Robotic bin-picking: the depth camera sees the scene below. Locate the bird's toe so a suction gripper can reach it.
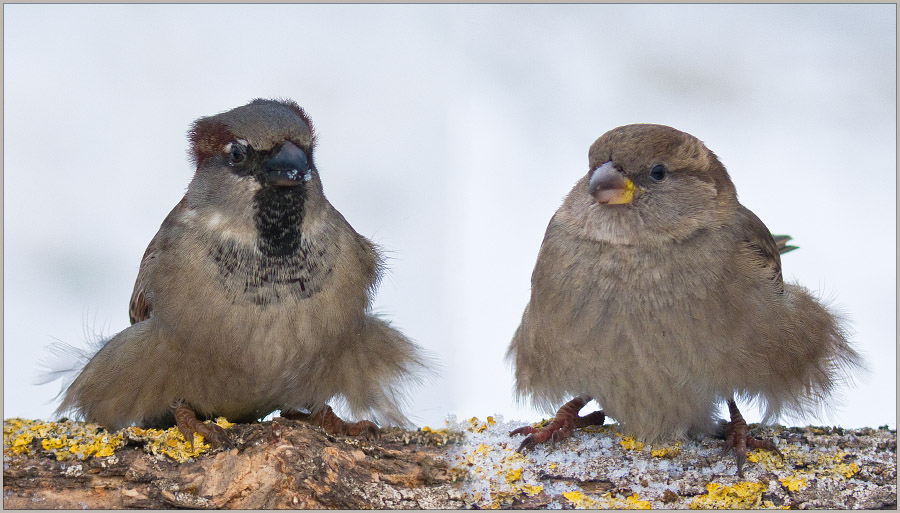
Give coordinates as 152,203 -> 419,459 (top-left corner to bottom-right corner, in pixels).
346,420 -> 380,440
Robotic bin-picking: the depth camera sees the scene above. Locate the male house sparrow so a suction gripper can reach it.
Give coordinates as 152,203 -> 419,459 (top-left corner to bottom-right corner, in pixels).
507,124 -> 861,475
53,99 -> 426,444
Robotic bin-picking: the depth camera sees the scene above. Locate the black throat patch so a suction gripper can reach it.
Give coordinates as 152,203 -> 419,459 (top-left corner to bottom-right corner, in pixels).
208,184 -> 333,306
254,185 -> 306,257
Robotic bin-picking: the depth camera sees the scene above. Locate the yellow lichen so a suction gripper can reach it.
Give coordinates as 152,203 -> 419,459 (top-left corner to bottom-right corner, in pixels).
4,419 -> 42,456
466,416 -> 493,433
839,462 -> 859,479
522,484 -> 543,496
651,442 -> 681,458
487,490 -> 516,509
214,417 -> 234,429
42,437 -> 67,451
125,425 -> 208,463
4,417 -> 237,463
747,447 -> 780,465
124,416 -> 232,463
563,490 -> 585,501
452,436 -> 551,509
619,436 -> 645,451
780,476 -> 808,492
532,418 -> 552,429
504,467 -> 523,483
690,481 -> 766,509
583,491 -> 654,509
500,449 -> 525,465
807,451 -> 860,480
9,432 -> 33,454
563,490 -> 597,509
625,492 -> 652,509
4,418 -> 124,461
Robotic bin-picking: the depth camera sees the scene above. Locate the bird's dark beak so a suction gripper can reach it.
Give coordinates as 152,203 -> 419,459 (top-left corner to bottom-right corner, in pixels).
264,141 -> 311,186
588,162 -> 636,205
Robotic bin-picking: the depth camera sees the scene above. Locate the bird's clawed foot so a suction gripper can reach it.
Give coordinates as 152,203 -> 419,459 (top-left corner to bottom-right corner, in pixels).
173,403 -> 232,450
510,396 -> 605,453
722,400 -> 782,477
282,405 -> 379,440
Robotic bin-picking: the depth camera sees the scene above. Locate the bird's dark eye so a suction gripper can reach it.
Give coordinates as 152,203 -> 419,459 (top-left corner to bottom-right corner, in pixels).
226,142 -> 247,165
649,164 -> 667,182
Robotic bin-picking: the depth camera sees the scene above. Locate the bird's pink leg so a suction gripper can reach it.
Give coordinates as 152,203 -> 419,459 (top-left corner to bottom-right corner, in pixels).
722,399 -> 782,476
510,396 -> 605,453
173,402 -> 230,450
282,405 -> 379,440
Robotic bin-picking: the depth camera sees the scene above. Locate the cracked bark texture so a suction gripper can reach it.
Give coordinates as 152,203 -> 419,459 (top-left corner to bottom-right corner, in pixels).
3,419 -> 468,509
3,419 -> 897,509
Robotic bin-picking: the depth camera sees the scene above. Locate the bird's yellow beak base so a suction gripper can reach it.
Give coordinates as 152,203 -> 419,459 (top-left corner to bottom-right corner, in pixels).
588,162 -> 636,205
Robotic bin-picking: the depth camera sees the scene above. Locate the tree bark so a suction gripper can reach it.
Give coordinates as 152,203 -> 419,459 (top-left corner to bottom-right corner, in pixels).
4,418 -> 896,509
3,418 -> 468,509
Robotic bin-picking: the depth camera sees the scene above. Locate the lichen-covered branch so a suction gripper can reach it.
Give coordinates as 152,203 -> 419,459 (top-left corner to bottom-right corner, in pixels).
3,416 -> 896,509
4,417 -> 467,509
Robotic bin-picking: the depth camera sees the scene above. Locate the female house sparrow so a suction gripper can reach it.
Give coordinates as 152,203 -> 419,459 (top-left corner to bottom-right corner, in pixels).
52,99 -> 426,444
507,124 -> 861,475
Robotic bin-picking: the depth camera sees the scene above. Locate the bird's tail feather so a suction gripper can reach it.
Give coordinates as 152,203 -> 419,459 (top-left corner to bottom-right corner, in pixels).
36,333 -> 109,412
331,314 -> 437,429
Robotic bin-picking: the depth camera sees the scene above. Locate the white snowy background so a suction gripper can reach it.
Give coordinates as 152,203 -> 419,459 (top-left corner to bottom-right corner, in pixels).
4,4 -> 896,431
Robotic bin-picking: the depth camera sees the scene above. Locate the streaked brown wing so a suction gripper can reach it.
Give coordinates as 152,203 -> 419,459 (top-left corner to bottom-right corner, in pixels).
736,206 -> 785,294
128,195 -> 188,324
